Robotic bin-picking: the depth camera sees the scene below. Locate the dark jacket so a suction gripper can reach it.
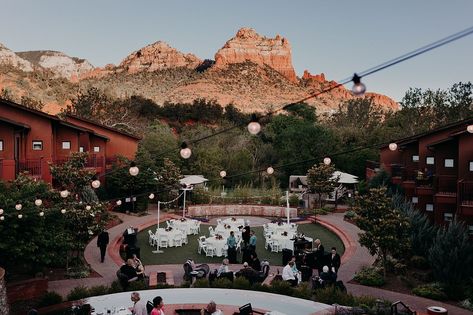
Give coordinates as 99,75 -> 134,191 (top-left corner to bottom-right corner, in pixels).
329,253 -> 341,273
314,244 -> 325,268
97,231 -> 109,247
250,258 -> 261,271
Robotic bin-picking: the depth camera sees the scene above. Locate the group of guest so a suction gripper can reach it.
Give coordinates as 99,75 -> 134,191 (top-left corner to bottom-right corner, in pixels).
119,254 -> 145,284
226,224 -> 257,264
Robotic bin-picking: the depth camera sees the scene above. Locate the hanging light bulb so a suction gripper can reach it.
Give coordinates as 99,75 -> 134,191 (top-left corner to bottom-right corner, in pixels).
60,190 -> 69,198
389,142 -> 398,151
18,214 -> 23,219
220,170 -> 227,178
34,198 -> 43,207
323,157 -> 332,165
39,211 -> 44,217
266,166 -> 274,175
15,203 -> 22,211
467,125 -> 473,133
61,209 -> 66,214
149,193 -> 155,199
247,114 -> 261,135
0,216 -> 4,221
180,142 -> 192,159
352,73 -> 366,96
85,205 -> 91,211
91,177 -> 101,189
116,200 -> 122,206
129,162 -> 140,176
0,209 -> 3,215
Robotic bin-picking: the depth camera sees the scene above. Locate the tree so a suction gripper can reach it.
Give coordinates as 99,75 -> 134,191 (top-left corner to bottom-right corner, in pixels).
352,187 -> 411,277
306,162 -> 339,208
428,219 -> 473,295
20,95 -> 44,111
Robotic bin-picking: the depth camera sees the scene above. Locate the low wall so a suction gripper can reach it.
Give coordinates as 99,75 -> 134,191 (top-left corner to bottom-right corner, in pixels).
6,277 -> 48,304
0,268 -> 9,315
188,204 -> 297,218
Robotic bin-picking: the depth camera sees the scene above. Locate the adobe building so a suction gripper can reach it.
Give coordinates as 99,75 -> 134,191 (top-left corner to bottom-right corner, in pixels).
0,99 -> 140,183
367,118 -> 473,231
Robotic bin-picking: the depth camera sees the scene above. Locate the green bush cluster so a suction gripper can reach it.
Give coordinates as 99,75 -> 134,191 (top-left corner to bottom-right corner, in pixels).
354,266 -> 385,287
37,291 -> 63,307
409,255 -> 429,270
344,210 -> 356,220
65,280 -> 149,302
412,283 -> 448,301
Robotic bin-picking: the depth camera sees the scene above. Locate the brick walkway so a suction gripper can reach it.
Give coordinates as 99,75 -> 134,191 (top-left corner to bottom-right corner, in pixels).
48,210 -> 473,315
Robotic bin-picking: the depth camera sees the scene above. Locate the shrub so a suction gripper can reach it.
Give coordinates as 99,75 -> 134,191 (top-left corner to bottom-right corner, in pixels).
460,299 -> 473,311
127,280 -> 148,291
314,286 -> 356,306
37,291 -> 63,307
354,266 -> 385,286
410,255 -> 430,269
211,278 -> 233,289
412,283 -> 448,301
233,277 -> 251,290
109,280 -> 123,293
67,286 -> 90,301
269,279 -> 294,296
193,278 -> 210,288
292,282 -> 312,299
88,285 -> 110,297
344,210 -> 356,220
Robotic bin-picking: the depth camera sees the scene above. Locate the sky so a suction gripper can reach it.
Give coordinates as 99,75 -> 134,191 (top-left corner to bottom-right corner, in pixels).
0,0 -> 472,102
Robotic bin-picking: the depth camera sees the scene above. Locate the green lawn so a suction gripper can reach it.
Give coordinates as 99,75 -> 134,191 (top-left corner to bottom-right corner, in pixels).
136,222 -> 344,266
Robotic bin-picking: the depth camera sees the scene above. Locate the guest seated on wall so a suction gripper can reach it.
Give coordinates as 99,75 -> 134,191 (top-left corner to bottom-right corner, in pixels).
217,258 -> 234,281
132,254 -> 145,279
319,265 -> 336,285
235,262 -> 259,284
282,261 -> 299,287
117,259 -> 139,288
183,259 -> 210,282
249,253 -> 261,272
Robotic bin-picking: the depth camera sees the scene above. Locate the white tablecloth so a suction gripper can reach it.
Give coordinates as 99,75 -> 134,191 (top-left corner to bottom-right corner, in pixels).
156,228 -> 186,247
171,219 -> 199,235
270,233 -> 296,251
222,218 -> 245,227
205,237 -> 227,256
266,223 -> 297,235
214,225 -> 242,240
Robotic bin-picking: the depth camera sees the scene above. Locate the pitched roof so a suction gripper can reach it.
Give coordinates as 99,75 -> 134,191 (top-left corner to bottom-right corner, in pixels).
65,114 -> 141,140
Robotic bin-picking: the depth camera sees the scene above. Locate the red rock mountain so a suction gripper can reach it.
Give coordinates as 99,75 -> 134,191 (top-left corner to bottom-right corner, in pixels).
0,28 -> 399,114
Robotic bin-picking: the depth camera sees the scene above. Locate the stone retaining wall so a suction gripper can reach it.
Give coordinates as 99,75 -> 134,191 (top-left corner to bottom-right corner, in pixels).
188,204 -> 297,218
0,267 -> 9,315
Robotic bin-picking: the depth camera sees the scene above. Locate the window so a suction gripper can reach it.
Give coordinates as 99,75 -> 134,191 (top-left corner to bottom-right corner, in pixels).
0,140 -> 3,151
470,161 -> 473,172
412,197 -> 418,204
426,204 -> 434,212
444,213 -> 453,222
412,155 -> 419,162
32,140 -> 43,151
79,146 -> 84,153
469,226 -> 473,236
426,157 -> 435,165
444,159 -> 454,168
93,146 -> 100,153
62,141 -> 71,150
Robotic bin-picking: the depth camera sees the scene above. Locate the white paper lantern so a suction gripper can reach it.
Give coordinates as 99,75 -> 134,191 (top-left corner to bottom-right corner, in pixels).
15,204 -> 22,211
61,209 -> 66,214
129,166 -> 140,176
86,205 -> 91,211
39,211 -> 44,217
91,179 -> 101,189
0,209 -> 3,215
0,216 -> 4,221
389,143 -> 398,151
18,214 -> 23,219
116,200 -> 122,206
323,157 -> 331,165
247,121 -> 261,135
467,125 -> 473,133
220,170 -> 227,178
149,193 -> 155,199
180,147 -> 192,159
60,190 -> 69,198
266,166 -> 274,175
34,199 -> 43,207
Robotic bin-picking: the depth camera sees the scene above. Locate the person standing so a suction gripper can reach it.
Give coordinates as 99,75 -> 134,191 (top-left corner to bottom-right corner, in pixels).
329,247 -> 341,274
249,230 -> 257,253
151,296 -> 165,315
130,292 -> 147,315
313,239 -> 325,275
97,228 -> 109,263
226,231 -> 237,263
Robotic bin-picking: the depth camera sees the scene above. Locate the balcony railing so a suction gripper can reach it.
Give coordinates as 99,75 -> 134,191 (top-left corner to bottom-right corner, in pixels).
434,175 -> 457,194
19,159 -> 42,176
459,180 -> 473,205
54,155 -> 104,168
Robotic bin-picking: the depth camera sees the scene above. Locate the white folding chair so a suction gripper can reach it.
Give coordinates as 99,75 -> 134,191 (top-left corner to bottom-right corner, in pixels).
222,244 -> 228,257
159,236 -> 169,248
271,240 -> 282,252
216,219 -> 222,225
148,230 -> 155,246
205,244 -> 216,257
173,235 -> 183,247
209,226 -> 215,237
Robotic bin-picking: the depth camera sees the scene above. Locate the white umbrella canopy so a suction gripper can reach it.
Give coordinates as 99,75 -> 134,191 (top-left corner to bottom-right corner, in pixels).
179,175 -> 208,186
331,171 -> 358,184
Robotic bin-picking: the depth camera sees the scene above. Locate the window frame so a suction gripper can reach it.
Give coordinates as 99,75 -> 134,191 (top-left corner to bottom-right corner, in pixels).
62,141 -> 71,150
32,140 -> 43,151
469,161 -> 473,172
444,158 -> 454,168
444,213 -> 453,222
425,203 -> 434,212
412,155 -> 419,162
79,146 -> 84,153
0,140 -> 3,151
412,197 -> 418,204
93,146 -> 100,153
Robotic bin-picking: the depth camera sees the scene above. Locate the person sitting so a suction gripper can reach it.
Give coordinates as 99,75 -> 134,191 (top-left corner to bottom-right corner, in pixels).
249,253 -> 261,272
200,300 -> 223,315
236,262 -> 259,284
118,259 -> 139,286
282,261 -> 298,287
150,296 -> 165,315
319,265 -> 336,285
216,258 -> 234,281
132,254 -> 145,279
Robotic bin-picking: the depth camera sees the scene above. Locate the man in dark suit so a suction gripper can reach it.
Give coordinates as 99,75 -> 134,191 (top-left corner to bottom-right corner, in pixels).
97,228 -> 109,263
329,247 -> 341,274
313,239 -> 325,275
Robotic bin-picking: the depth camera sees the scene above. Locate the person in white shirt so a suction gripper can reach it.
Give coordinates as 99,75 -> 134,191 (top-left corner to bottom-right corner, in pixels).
217,259 -> 230,277
130,292 -> 147,315
282,261 -> 298,287
200,300 -> 223,315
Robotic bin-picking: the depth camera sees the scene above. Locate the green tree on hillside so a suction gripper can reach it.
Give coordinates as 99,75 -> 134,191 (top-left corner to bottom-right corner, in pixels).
306,162 -> 339,208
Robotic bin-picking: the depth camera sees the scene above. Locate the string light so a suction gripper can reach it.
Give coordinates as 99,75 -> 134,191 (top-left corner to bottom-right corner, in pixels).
220,170 -> 227,178
149,193 -> 155,199
61,209 -> 66,214
39,211 -> 44,217
266,166 -> 274,175
467,125 -> 473,133
129,162 -> 139,176
0,216 -> 4,221
18,214 -> 23,219
15,203 -> 22,211
247,114 -> 261,135
116,200 -> 122,206
351,74 -> 366,96
34,198 -> 43,207
0,209 -> 3,215
91,176 -> 101,189
389,143 -> 398,151
60,190 -> 69,198
180,142 -> 192,159
323,157 -> 332,165
85,205 -> 91,211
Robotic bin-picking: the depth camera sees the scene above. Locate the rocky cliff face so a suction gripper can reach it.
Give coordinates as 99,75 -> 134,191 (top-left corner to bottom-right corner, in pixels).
17,50 -> 94,81
214,28 -> 297,82
0,43 -> 33,72
119,41 -> 202,73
